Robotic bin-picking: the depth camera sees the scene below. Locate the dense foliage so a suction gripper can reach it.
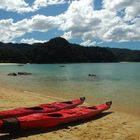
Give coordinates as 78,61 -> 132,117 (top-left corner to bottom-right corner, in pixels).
0,37 -> 140,63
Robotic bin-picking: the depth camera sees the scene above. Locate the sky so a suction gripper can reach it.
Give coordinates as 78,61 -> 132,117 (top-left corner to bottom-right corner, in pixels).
0,0 -> 140,50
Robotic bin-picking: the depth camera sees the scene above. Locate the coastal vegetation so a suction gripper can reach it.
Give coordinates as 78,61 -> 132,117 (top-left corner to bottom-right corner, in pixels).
0,37 -> 140,63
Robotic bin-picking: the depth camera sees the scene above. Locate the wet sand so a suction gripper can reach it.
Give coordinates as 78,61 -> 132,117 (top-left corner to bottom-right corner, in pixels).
0,87 -> 140,140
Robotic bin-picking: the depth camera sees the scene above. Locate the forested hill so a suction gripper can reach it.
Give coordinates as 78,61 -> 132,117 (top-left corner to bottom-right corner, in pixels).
0,37 -> 140,63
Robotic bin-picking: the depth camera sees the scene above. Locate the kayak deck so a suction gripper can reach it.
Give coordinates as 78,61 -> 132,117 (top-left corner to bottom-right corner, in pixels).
0,97 -> 85,119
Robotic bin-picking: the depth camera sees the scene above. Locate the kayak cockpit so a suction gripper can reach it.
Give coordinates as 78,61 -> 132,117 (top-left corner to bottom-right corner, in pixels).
26,107 -> 43,110
47,113 -> 63,117
87,106 -> 97,110
62,101 -> 73,104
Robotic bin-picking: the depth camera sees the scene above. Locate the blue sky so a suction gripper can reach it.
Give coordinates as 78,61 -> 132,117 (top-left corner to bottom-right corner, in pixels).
0,0 -> 139,50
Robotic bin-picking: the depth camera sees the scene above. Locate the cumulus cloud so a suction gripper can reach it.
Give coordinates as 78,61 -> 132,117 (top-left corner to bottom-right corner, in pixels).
0,0 -> 33,13
61,31 -> 72,40
103,24 -> 140,42
0,14 -> 63,42
58,0 -> 102,45
20,38 -> 47,44
101,0 -> 140,42
32,0 -> 66,11
30,14 -> 62,32
0,0 -> 66,13
60,0 -> 100,31
61,0 -> 140,45
0,19 -> 25,43
0,0 -> 140,45
80,40 -> 96,46
102,0 -> 140,21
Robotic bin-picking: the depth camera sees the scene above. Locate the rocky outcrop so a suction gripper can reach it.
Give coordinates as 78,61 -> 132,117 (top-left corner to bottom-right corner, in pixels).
7,73 -> 17,76
18,72 -> 31,75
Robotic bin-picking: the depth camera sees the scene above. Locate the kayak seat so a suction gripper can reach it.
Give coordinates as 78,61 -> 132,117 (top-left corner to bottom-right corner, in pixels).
47,113 -> 63,117
62,101 -> 72,104
26,107 -> 43,110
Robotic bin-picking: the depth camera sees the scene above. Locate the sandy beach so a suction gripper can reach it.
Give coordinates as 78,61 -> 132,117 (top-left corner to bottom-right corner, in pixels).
0,86 -> 140,140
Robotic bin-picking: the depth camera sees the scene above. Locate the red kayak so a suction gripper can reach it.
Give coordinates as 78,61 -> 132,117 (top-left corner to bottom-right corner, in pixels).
0,101 -> 112,133
0,97 -> 85,119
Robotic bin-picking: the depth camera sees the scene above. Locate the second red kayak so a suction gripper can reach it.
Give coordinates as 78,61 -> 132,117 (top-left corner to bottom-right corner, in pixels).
0,97 -> 85,119
0,101 -> 112,133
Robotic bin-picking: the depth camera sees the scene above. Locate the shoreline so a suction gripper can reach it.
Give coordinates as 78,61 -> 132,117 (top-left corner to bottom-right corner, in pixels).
0,63 -> 21,65
0,86 -> 140,140
1,83 -> 140,117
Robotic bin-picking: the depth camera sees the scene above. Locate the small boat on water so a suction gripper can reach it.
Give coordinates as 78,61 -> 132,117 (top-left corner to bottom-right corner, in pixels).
59,65 -> 65,67
0,101 -> 112,133
0,97 -> 85,119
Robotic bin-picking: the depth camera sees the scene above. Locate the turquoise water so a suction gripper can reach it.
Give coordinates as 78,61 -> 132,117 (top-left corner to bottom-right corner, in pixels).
0,63 -> 140,116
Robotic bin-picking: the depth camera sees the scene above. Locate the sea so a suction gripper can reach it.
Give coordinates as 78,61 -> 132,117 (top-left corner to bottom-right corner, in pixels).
0,63 -> 140,116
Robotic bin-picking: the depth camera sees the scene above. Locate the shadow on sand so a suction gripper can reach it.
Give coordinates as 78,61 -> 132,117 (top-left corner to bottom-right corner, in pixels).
0,112 -> 113,140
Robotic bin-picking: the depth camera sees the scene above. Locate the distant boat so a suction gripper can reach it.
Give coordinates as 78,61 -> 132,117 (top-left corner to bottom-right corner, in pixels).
59,65 -> 65,67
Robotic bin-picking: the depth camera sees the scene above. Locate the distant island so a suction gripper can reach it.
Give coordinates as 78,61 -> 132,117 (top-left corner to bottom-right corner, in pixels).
0,37 -> 140,63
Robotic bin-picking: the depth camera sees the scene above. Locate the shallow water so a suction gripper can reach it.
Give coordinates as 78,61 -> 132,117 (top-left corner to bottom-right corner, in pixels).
0,63 -> 140,116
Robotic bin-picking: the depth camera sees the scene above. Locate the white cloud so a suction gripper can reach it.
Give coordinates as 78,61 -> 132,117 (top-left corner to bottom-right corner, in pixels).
32,0 -> 66,11
103,0 -> 140,20
80,40 -> 96,46
61,31 -> 72,40
101,0 -> 140,42
0,15 -> 63,43
20,38 -> 47,44
30,14 -> 62,32
103,24 -> 140,42
59,0 -> 102,45
0,0 -> 67,13
0,0 -> 33,13
60,0 -> 140,44
0,19 -> 25,43
124,4 -> 140,21
0,0 -> 140,45
60,0 -> 100,31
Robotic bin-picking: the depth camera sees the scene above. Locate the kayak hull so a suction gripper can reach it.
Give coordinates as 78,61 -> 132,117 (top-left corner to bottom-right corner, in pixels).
0,101 -> 112,133
0,97 -> 85,119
